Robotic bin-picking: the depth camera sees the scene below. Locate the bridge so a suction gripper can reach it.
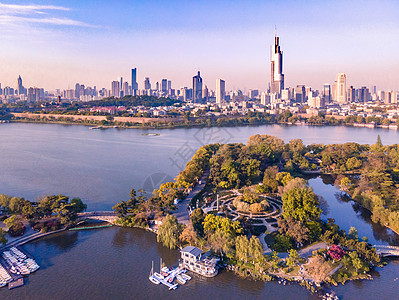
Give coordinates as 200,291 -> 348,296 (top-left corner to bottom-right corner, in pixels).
77,211 -> 119,224
373,245 -> 399,257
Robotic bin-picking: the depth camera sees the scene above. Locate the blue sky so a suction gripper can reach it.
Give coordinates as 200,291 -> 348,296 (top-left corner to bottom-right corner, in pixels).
0,0 -> 398,91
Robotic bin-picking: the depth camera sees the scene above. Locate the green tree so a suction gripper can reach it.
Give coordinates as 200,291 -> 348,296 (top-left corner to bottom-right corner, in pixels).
71,198 -> 87,213
348,227 -> 359,240
190,208 -> 205,236
282,187 -> 321,222
4,215 -> 16,228
157,214 -> 182,250
0,228 -> 7,246
209,230 -> 234,258
235,235 -> 249,262
248,236 -> 263,263
286,249 -> 299,267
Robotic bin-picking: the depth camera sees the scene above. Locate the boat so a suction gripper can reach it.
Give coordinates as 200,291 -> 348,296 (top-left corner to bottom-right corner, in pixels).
180,273 -> 191,281
176,274 -> 186,285
153,272 -> 164,281
149,261 -> 160,285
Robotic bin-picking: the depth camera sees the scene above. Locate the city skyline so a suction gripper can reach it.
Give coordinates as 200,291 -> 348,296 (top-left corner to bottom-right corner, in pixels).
1,1 -> 399,91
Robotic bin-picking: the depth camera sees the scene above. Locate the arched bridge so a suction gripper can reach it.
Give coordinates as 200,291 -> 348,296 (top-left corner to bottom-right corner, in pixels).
373,245 -> 399,257
77,211 -> 119,224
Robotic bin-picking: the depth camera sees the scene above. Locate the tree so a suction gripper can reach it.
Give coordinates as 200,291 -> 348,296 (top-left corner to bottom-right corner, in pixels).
327,244 -> 345,260
235,235 -> 249,262
209,230 -> 234,258
190,208 -> 205,236
71,198 -> 87,213
348,227 -> 359,240
0,228 -> 7,246
9,197 -> 25,214
282,187 -> 321,222
4,215 -> 16,228
112,201 -> 129,217
306,255 -> 331,282
179,224 -> 198,246
248,236 -> 263,263
286,249 -> 299,267
157,214 -> 182,250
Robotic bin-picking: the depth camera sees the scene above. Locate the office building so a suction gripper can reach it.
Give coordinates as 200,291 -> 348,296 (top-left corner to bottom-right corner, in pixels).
192,71 -> 203,103
161,79 -> 167,92
131,68 -> 138,90
111,81 -> 120,98
270,33 -> 284,95
295,85 -> 305,103
144,77 -> 151,90
17,75 -> 26,95
323,84 -> 331,103
336,73 -> 346,103
347,86 -> 355,102
216,79 -> 225,105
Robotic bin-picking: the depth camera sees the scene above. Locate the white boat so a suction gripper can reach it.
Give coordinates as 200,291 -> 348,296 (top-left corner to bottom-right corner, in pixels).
153,272 -> 164,281
149,261 -> 160,285
180,273 -> 191,281
175,274 -> 186,285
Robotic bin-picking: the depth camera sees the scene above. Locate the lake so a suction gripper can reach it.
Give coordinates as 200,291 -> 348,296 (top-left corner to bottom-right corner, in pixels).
0,123 -> 398,299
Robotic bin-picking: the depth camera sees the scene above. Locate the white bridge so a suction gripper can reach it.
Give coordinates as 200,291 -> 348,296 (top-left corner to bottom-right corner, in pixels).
373,245 -> 399,257
77,211 -> 119,223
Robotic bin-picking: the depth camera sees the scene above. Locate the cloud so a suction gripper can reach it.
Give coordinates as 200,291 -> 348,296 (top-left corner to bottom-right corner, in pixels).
0,3 -> 69,15
0,15 -> 98,28
0,2 -> 97,29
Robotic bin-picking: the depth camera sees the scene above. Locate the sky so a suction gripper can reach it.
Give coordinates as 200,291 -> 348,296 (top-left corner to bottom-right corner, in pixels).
0,0 -> 398,92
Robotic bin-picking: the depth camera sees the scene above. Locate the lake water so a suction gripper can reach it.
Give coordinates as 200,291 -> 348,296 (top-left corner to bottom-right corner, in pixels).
0,123 -> 399,299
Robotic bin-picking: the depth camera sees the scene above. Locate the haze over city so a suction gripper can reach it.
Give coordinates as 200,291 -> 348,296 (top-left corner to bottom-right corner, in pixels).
1,0 -> 399,91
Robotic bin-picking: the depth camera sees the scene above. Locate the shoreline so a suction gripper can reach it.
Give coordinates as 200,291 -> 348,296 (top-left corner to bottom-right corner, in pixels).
6,117 -> 399,132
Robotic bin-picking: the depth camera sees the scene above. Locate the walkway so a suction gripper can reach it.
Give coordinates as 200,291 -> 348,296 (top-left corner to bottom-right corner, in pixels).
373,245 -> 399,257
258,233 -> 272,254
174,170 -> 209,224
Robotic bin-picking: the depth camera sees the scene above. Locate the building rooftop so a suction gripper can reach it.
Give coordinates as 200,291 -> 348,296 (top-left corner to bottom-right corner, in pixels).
181,246 -> 203,257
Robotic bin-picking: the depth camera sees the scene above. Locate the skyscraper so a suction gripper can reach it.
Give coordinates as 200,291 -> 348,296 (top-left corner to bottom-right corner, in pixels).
144,77 -> 151,90
131,68 -> 138,90
161,79 -> 167,93
192,71 -> 203,103
111,81 -> 120,98
336,73 -> 346,103
270,32 -> 284,95
216,79 -> 225,105
17,75 -> 25,95
323,84 -> 331,103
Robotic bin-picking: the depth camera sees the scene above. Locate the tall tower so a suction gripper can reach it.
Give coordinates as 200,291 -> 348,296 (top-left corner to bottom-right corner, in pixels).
192,71 -> 203,103
216,79 -> 225,105
336,73 -> 346,103
131,68 -> 138,90
270,31 -> 284,95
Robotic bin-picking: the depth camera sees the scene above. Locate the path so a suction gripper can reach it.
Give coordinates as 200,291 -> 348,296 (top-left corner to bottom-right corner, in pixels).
174,170 -> 209,224
258,233 -> 272,254
298,242 -> 327,258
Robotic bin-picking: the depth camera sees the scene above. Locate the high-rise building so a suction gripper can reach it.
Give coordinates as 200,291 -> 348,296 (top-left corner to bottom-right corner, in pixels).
111,81 -> 120,98
202,85 -> 209,102
336,73 -> 346,103
167,80 -> 171,91
161,79 -> 167,93
123,82 -> 129,96
270,33 -> 284,95
192,71 -> 203,103
357,86 -> 369,102
17,75 -> 25,95
144,77 -> 151,90
323,84 -> 331,104
295,85 -> 305,103
216,79 -> 225,105
131,68 -> 138,90
347,86 -> 355,102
